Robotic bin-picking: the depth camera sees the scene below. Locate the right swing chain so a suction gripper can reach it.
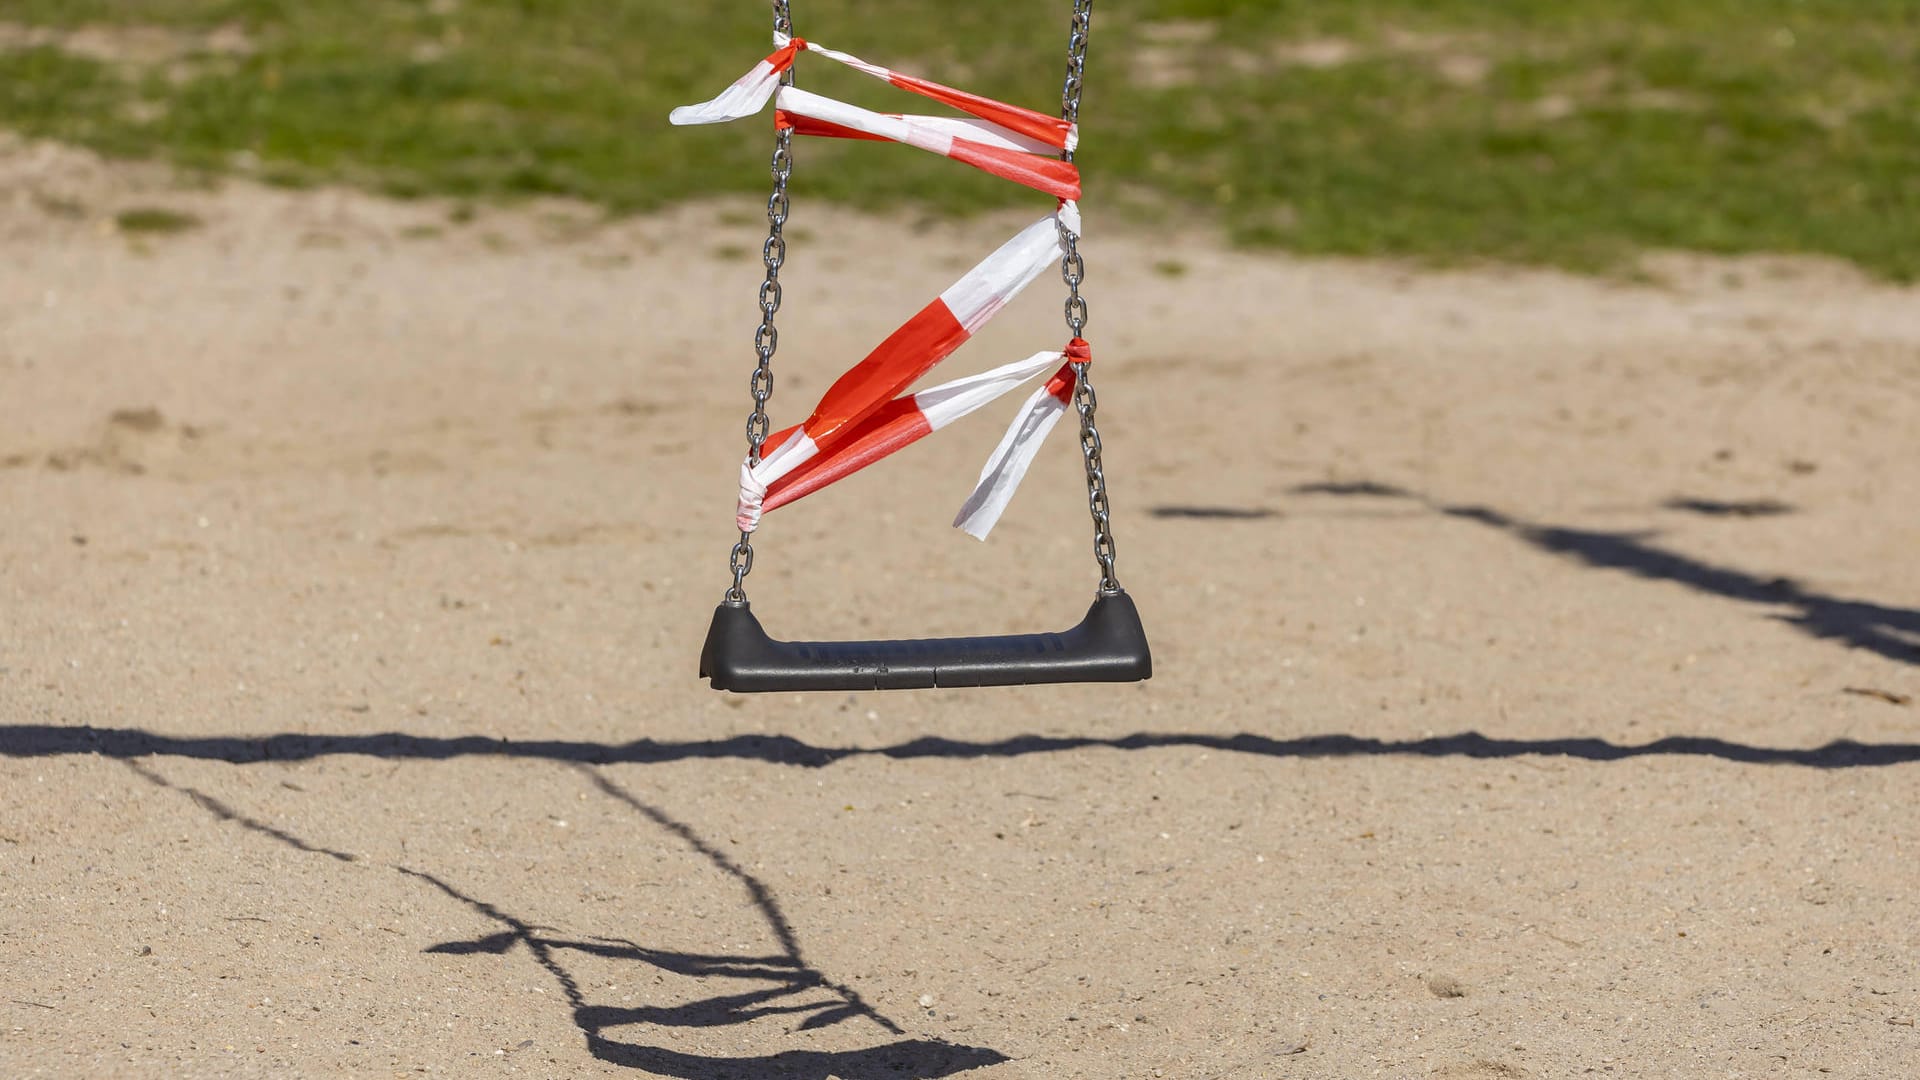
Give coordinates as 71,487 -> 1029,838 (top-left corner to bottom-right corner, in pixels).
1058,0 -> 1122,594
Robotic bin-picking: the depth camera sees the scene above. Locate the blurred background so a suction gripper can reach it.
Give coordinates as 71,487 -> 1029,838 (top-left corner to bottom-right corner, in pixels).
2,0 -> 1915,278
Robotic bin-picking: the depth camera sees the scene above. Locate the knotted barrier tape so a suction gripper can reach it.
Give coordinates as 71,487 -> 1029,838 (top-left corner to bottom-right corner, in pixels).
674,34 -> 1091,539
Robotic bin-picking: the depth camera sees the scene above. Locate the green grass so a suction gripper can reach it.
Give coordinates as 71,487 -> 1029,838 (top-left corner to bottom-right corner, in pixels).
0,1 -> 1915,277
114,206 -> 201,233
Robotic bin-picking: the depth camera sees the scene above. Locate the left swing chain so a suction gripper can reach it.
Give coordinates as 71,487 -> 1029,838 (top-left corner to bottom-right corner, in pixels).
727,0 -> 797,604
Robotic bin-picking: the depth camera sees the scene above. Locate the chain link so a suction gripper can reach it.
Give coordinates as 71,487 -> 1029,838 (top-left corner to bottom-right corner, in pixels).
727,0 -> 797,604
1057,0 -> 1121,594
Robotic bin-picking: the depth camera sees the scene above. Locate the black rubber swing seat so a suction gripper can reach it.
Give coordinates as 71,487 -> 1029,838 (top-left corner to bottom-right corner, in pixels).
700,589 -> 1152,692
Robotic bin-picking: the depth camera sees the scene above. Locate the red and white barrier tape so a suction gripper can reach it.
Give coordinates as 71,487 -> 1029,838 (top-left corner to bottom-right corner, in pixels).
953,357 -> 1079,540
775,88 -> 1080,200
666,37 -> 805,128
670,35 -> 1076,153
742,350 -> 1079,539
675,35 -> 1089,539
673,43 -> 1079,200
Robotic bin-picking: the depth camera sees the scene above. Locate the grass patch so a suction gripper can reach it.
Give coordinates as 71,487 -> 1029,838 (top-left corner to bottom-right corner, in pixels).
0,2 -> 1914,277
114,206 -> 201,233
34,192 -> 87,218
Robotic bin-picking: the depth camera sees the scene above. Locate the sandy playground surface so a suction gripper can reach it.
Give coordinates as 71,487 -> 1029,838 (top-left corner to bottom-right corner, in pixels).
1,135 -> 1918,1078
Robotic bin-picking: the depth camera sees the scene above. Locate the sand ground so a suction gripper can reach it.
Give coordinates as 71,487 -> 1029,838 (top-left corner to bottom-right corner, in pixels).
2,136 -> 1918,1078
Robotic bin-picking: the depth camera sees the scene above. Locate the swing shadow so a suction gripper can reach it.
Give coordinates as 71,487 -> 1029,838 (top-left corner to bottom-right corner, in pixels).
10,723 -> 1918,770
1161,482 -> 1920,667
118,758 -> 1006,1079
28,711 -> 1920,1070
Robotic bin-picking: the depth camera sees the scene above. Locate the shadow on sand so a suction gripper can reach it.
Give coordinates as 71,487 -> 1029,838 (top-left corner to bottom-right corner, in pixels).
9,724 -> 1916,771
118,758 -> 1004,1078
1166,482 -> 1920,667
20,649 -> 1918,1076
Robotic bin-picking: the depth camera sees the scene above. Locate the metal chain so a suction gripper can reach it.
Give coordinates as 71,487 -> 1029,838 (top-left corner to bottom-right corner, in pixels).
726,0 -> 1119,599
1057,0 -> 1121,594
726,0 -> 796,604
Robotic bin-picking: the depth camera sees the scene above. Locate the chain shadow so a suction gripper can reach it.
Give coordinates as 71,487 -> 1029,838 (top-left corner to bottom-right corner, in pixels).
123,759 -> 359,862
1278,483 -> 1920,666
116,760 -> 1004,1078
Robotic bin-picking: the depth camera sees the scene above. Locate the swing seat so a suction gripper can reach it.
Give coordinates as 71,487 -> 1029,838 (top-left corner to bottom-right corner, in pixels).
700,590 -> 1151,692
